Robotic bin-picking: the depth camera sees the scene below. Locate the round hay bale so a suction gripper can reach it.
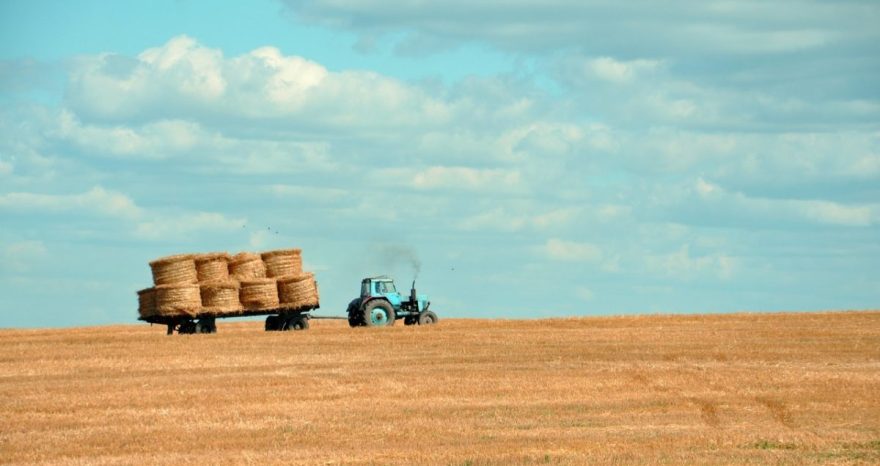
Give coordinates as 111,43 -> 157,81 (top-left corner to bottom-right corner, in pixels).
149,254 -> 197,286
155,284 -> 201,317
240,278 -> 279,310
261,249 -> 303,278
195,252 -> 231,283
199,280 -> 241,314
277,273 -> 319,309
229,252 -> 266,280
137,287 -> 156,318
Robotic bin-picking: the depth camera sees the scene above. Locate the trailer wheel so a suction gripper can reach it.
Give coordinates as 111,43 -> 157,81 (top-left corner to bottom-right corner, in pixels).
346,299 -> 363,327
418,310 -> 438,325
196,318 -> 216,334
265,315 -> 280,331
363,300 -> 393,327
179,320 -> 197,334
284,315 -> 309,331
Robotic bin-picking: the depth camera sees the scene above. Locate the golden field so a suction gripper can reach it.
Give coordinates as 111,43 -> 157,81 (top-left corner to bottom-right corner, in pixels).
1,311 -> 879,465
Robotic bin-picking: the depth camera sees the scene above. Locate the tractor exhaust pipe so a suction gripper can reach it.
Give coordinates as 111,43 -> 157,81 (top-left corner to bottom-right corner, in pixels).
410,280 -> 417,303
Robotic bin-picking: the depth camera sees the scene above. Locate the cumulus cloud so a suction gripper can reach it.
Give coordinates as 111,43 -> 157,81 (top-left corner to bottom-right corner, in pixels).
65,35 -> 452,131
659,178 -> 880,228
0,186 -> 142,219
1,240 -> 49,273
588,57 -> 662,83
377,166 -> 522,191
0,186 -> 247,242
283,0 -> 877,61
55,110 -> 209,158
542,238 -> 602,262
647,244 -> 735,280
457,207 -> 580,232
134,212 -> 245,240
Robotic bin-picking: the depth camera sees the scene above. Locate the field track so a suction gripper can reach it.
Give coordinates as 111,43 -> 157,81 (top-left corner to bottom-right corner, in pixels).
1,311 -> 879,465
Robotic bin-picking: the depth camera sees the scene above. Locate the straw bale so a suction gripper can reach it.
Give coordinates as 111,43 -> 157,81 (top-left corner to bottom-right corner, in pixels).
149,254 -> 197,286
277,273 -> 319,309
199,280 -> 241,313
240,278 -> 279,310
195,252 -> 231,282
155,284 -> 201,317
137,287 -> 157,318
261,249 -> 303,278
229,252 -> 266,280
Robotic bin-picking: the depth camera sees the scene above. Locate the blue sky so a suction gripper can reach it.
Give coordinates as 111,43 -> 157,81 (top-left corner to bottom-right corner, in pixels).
1,0 -> 878,327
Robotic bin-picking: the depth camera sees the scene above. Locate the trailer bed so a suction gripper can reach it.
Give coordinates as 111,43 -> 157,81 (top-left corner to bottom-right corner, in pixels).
140,304 -> 319,334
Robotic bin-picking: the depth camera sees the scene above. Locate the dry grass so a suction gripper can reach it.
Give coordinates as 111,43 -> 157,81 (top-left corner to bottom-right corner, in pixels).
1,311 -> 878,465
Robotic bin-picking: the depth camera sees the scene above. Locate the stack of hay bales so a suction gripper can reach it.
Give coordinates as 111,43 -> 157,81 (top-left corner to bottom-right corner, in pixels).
137,247 -> 319,320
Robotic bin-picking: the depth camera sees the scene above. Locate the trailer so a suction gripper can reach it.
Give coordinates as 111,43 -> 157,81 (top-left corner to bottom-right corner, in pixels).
140,304 -> 317,335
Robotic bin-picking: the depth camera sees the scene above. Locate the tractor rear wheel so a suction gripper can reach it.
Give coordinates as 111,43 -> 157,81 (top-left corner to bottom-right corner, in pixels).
363,300 -> 394,327
418,310 -> 438,325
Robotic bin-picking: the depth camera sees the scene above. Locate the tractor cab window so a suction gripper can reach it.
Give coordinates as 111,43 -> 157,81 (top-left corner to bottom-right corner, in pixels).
374,281 -> 396,294
361,281 -> 369,296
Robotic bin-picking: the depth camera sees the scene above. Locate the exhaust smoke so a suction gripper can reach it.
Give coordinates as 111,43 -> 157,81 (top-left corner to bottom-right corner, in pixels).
375,244 -> 422,280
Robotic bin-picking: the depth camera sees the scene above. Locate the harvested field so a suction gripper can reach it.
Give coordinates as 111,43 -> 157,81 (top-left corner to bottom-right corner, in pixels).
1,311 -> 878,465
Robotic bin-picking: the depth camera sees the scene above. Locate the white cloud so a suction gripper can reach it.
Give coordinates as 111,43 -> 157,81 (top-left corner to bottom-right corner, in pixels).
574,286 -> 595,301
457,207 -> 579,232
646,244 -> 735,280
56,110 -> 210,158
284,0 -> 872,58
1,240 -> 49,273
457,207 -> 528,232
686,177 -> 879,228
267,184 -> 350,204
588,57 -> 661,83
542,238 -> 602,262
379,166 -> 522,191
0,186 -> 248,241
0,186 -> 142,220
798,201 -> 876,227
66,36 -> 452,130
134,212 -> 245,241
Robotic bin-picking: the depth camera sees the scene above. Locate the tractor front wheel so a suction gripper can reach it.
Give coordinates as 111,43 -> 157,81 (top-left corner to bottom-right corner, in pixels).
418,310 -> 438,325
363,300 -> 394,327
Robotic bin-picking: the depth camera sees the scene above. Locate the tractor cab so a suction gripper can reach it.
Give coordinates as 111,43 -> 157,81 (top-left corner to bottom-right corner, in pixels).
348,276 -> 436,327
362,276 -> 404,309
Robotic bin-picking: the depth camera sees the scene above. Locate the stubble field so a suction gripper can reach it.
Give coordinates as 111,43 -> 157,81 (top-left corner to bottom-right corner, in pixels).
1,311 -> 879,465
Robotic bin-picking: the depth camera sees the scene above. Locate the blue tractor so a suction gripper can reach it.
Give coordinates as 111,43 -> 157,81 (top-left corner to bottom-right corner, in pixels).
347,276 -> 438,327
